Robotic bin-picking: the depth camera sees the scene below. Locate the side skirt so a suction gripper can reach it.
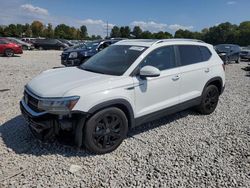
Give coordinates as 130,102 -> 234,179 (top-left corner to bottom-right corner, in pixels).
134,97 -> 201,127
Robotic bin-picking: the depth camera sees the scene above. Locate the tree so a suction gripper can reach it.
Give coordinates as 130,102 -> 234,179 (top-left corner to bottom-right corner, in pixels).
141,31 -> 153,39
54,24 -> 71,39
153,31 -> 172,39
238,21 -> 250,46
31,21 -> 44,37
0,26 -> 3,37
120,26 -> 131,38
90,35 -> 102,40
110,26 -> 121,38
23,24 -> 32,37
132,26 -> 142,38
80,25 -> 88,39
43,23 -> 54,38
3,24 -> 18,37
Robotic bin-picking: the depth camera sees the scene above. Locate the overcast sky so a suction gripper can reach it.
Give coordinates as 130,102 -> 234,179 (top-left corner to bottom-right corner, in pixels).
0,0 -> 250,37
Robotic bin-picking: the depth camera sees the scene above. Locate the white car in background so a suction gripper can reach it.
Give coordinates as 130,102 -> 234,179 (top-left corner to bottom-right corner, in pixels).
20,39 -> 225,154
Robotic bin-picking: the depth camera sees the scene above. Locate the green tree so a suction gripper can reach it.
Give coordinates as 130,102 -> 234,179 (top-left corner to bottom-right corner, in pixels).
4,24 -> 18,37
132,26 -> 142,38
43,23 -> 54,38
80,25 -> 88,39
54,24 -> 70,39
0,26 -> 4,37
153,31 -> 173,39
141,31 -> 152,39
23,24 -> 32,37
31,21 -> 44,37
110,26 -> 121,38
202,22 -> 238,44
238,21 -> 250,46
89,35 -> 102,40
120,26 -> 131,38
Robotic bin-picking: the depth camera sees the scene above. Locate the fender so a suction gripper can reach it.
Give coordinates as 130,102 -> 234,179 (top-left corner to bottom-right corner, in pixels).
203,77 -> 224,94
88,99 -> 135,128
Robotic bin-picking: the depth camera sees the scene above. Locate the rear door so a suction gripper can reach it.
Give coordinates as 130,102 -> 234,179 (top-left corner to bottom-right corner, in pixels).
177,45 -> 211,103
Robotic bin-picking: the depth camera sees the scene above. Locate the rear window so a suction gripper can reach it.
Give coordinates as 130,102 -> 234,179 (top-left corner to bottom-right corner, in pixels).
178,45 -> 203,66
200,46 -> 212,61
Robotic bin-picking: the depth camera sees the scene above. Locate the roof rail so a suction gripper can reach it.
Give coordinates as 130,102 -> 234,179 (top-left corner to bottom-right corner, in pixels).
152,38 -> 205,46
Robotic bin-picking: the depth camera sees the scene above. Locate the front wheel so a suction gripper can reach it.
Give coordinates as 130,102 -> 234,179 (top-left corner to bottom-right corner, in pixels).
196,85 -> 219,115
83,107 -> 128,154
4,49 -> 14,57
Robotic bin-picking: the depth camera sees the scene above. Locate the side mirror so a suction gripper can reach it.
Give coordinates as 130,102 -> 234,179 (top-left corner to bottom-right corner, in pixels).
139,66 -> 160,78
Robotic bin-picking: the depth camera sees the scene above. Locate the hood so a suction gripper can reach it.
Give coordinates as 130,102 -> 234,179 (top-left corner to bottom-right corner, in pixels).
26,67 -> 115,97
64,48 -> 96,53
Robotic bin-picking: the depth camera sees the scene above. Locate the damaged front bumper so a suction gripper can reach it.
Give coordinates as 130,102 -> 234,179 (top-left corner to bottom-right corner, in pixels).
20,99 -> 89,147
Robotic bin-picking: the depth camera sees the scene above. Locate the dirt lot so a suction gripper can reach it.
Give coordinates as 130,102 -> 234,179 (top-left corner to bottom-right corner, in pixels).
0,51 -> 249,187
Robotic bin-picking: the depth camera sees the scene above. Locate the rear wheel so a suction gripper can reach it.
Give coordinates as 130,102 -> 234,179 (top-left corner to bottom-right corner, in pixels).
83,107 -> 128,154
4,49 -> 14,57
196,85 -> 219,115
38,46 -> 43,50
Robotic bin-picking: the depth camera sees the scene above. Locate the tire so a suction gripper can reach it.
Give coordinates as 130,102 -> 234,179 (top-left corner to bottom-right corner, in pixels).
236,56 -> 240,64
38,46 -> 43,50
4,49 -> 14,57
196,85 -> 219,115
22,45 -> 28,50
83,107 -> 128,154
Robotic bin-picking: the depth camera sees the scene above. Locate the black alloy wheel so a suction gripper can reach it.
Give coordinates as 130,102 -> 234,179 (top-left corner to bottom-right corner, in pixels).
84,107 -> 128,154
197,85 -> 219,115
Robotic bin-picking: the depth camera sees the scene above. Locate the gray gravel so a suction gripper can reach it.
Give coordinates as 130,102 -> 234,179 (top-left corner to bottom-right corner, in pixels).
0,51 -> 249,187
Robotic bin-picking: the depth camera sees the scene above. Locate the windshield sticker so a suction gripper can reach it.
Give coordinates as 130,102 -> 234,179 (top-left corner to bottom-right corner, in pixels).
129,46 -> 145,51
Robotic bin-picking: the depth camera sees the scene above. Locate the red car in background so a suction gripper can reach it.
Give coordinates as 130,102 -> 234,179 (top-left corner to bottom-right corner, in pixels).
0,38 -> 23,57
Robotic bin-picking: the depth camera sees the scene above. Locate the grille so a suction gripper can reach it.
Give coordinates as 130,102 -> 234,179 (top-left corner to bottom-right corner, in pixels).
61,53 -> 69,60
24,90 -> 44,113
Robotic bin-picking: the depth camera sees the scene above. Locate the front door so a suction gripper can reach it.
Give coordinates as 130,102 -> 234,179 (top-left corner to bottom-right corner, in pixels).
133,46 -> 180,118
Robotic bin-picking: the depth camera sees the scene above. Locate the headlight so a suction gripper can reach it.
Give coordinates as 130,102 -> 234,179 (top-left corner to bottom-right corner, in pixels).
69,52 -> 78,58
38,96 -> 80,115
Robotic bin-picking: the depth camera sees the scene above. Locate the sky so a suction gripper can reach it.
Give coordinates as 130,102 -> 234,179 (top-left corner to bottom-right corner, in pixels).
0,0 -> 250,37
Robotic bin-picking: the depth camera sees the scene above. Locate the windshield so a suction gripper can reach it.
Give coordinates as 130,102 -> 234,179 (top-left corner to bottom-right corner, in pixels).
73,43 -> 87,49
215,45 -> 231,53
85,41 -> 100,49
80,45 -> 147,76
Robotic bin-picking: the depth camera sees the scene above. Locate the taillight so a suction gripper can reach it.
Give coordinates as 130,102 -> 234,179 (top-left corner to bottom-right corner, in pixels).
222,64 -> 225,71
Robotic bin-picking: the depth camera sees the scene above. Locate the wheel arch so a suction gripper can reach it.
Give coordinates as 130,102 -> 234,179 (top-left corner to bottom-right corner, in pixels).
88,99 -> 135,129
204,77 -> 224,95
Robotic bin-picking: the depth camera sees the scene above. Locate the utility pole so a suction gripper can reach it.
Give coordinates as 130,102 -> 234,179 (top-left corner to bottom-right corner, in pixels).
106,21 -> 109,39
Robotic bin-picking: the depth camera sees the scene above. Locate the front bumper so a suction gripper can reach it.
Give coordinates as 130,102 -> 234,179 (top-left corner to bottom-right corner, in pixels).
61,59 -> 81,67
20,99 -> 89,145
20,99 -> 56,135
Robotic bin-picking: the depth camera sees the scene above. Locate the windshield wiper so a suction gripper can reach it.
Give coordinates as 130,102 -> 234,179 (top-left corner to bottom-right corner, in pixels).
78,66 -> 105,74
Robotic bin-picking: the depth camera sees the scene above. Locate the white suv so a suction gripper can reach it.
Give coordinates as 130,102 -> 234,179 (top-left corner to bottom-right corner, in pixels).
20,39 -> 225,154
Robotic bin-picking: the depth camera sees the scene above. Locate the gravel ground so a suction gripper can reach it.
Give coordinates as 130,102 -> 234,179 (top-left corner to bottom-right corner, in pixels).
0,51 -> 249,187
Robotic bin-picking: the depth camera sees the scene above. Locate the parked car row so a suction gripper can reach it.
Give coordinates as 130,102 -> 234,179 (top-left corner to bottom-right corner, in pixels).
61,39 -> 122,66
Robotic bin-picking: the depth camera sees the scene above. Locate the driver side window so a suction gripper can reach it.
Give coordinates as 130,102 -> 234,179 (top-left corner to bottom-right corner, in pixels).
140,46 -> 176,71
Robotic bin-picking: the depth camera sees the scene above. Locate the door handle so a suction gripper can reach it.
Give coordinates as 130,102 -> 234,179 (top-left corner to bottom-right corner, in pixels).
172,75 -> 180,81
205,68 -> 210,73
